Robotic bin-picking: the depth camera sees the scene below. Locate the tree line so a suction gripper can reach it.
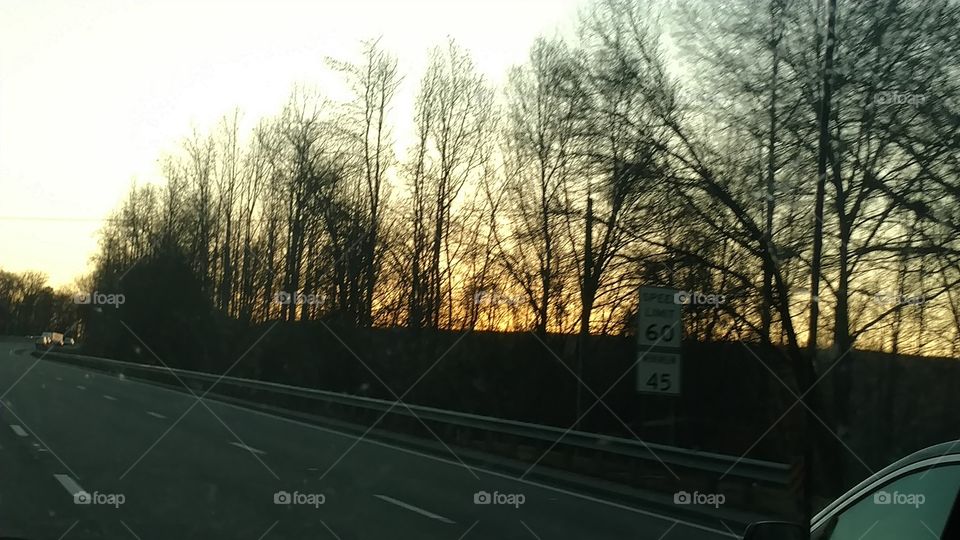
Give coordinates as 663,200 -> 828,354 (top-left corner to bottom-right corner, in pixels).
87,0 -> 959,363
0,269 -> 78,335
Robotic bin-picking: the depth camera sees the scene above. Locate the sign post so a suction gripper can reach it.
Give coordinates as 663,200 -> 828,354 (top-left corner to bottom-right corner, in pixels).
636,287 -> 682,395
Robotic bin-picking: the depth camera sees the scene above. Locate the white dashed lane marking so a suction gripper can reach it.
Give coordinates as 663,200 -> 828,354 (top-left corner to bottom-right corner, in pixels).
146,411 -> 166,419
228,441 -> 266,455
53,474 -> 84,496
373,494 -> 456,524
9,425 -> 27,437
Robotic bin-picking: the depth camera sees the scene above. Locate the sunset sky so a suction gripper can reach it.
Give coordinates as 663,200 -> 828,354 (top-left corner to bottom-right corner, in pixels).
0,0 -> 587,288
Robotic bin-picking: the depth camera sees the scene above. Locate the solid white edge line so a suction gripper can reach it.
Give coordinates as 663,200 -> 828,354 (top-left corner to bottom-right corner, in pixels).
53,474 -> 85,496
9,425 -> 27,437
374,493 -> 456,524
31,359 -> 736,538
228,441 -> 266,455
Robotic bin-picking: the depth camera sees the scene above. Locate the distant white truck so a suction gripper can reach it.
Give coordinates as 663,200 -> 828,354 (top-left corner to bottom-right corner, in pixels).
36,332 -> 64,349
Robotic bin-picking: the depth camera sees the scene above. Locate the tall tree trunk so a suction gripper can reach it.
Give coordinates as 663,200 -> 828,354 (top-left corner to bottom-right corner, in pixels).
761,0 -> 783,343
808,0 -> 836,355
808,0 -> 842,513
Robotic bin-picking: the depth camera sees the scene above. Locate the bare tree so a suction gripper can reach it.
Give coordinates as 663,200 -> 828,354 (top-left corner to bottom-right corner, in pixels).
404,40 -> 495,329
329,38 -> 402,326
499,37 -> 584,334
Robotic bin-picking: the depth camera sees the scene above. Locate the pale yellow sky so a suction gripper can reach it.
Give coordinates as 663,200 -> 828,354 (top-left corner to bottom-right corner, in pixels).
0,0 -> 587,288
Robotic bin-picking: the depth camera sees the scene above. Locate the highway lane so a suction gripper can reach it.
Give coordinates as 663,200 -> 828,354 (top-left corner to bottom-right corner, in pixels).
0,340 -> 736,539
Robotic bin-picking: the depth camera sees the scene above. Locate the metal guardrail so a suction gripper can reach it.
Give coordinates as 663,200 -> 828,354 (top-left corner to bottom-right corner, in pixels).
35,349 -> 792,487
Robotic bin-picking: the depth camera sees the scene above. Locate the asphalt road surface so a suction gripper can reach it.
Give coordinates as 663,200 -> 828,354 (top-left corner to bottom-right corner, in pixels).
0,340 -> 735,540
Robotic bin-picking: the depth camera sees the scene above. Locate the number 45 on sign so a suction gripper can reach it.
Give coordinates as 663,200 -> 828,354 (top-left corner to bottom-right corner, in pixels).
636,350 -> 681,394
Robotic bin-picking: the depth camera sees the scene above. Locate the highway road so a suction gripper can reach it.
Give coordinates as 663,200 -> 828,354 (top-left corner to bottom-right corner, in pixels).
0,339 -> 737,539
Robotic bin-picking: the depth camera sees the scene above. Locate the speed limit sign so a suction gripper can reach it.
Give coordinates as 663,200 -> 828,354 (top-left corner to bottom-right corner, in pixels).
636,287 -> 682,395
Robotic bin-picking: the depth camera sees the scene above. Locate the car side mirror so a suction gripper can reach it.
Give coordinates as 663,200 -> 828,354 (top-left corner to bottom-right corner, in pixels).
743,521 -> 806,540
